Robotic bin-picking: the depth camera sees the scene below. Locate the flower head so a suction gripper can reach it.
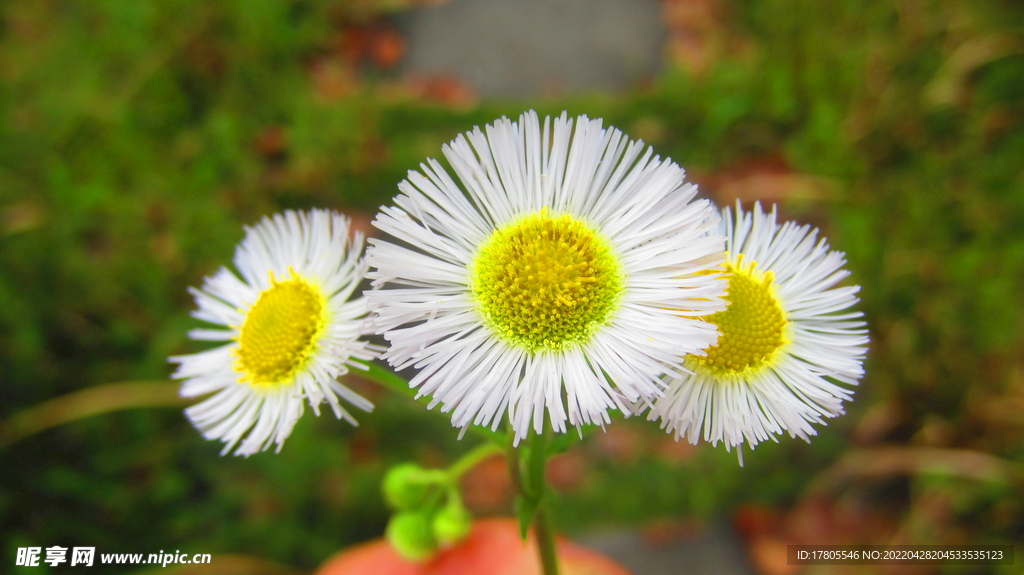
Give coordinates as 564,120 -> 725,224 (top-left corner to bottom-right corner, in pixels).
170,210 -> 380,456
367,111 -> 727,444
648,202 -> 869,452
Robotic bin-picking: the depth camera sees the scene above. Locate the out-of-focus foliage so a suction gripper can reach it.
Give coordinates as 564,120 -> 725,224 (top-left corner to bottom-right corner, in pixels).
1,0 -> 1022,573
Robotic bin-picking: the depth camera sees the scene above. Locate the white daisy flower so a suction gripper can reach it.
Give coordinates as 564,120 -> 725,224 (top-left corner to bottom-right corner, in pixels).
366,111 -> 727,445
170,210 -> 380,456
648,201 -> 869,452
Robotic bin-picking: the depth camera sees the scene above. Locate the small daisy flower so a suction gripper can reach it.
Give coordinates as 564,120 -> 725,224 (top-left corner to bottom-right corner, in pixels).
367,111 -> 727,444
170,210 -> 380,456
648,202 -> 869,452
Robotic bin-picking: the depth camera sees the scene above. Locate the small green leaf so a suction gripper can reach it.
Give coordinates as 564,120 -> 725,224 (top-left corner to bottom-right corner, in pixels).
516,495 -> 541,540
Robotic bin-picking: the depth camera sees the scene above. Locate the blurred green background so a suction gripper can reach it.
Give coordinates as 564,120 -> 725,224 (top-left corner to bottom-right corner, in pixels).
2,0 -> 1023,573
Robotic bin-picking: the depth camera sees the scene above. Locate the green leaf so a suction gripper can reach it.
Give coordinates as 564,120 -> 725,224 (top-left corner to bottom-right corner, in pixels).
516,494 -> 541,540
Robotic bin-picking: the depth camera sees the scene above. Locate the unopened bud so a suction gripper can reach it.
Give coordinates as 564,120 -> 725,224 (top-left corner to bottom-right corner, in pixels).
386,511 -> 436,562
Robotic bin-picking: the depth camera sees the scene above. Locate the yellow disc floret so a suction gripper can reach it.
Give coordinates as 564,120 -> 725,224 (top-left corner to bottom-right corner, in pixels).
234,268 -> 327,386
470,209 -> 624,352
692,256 -> 788,376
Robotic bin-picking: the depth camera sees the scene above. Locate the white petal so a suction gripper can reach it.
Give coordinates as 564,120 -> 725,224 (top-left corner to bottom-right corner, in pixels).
170,210 -> 379,456
367,111 -> 727,443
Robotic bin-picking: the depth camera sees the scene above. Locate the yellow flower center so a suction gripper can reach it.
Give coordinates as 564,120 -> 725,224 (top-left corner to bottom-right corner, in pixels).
470,209 -> 624,352
234,269 -> 327,386
692,256 -> 788,376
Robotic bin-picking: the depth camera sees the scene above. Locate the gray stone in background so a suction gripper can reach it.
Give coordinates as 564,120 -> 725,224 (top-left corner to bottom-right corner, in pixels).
576,521 -> 758,575
399,0 -> 666,98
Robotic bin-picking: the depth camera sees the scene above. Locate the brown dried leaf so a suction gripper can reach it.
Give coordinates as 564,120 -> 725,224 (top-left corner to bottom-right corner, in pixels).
807,447 -> 1024,497
254,126 -> 288,161
310,56 -> 358,101
2,201 -> 45,235
368,26 -> 405,69
852,400 -> 909,446
924,35 -> 1022,108
693,154 -> 837,204
406,74 -> 477,109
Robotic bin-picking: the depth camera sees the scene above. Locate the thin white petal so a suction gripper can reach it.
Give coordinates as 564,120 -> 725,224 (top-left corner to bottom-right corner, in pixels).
367,111 -> 727,443
170,210 -> 379,456
650,201 -> 868,451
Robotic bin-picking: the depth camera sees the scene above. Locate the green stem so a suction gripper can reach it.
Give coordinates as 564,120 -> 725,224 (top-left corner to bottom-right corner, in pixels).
447,442 -> 503,480
0,381 -> 188,450
361,361 -> 417,398
510,428 -> 560,575
534,506 -> 560,575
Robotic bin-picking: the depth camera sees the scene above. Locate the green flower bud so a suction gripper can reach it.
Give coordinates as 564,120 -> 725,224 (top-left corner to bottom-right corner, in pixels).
382,464 -> 445,510
386,511 -> 436,562
432,496 -> 472,547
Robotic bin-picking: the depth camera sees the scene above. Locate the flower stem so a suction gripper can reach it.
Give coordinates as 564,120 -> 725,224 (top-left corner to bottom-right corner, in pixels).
447,442 -> 503,480
534,506 -> 560,575
509,427 -> 560,575
0,381 -> 187,450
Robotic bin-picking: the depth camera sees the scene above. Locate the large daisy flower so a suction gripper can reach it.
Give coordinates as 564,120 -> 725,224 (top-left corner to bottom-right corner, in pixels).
366,111 -> 727,444
170,210 -> 380,456
648,202 -> 869,451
